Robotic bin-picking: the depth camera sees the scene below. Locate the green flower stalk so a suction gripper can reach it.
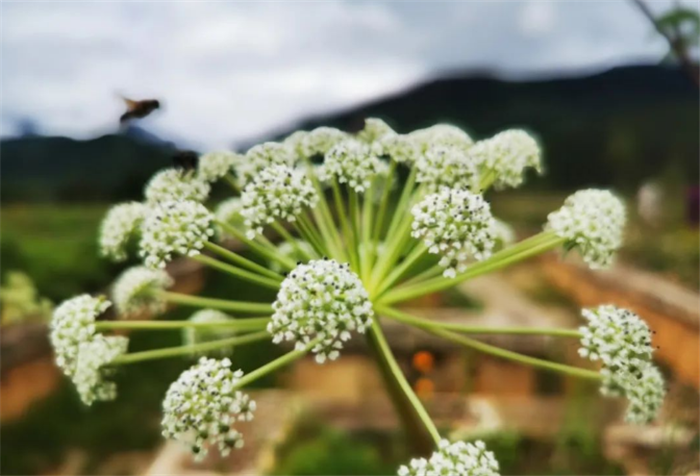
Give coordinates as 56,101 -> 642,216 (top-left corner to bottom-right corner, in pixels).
53,117 -> 662,469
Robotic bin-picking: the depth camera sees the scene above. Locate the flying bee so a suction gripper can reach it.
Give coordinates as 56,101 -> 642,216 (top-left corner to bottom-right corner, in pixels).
172,150 -> 199,173
119,95 -> 161,123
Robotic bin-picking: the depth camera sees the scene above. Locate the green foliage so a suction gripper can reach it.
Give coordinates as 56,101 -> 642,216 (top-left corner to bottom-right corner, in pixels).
0,270 -> 53,324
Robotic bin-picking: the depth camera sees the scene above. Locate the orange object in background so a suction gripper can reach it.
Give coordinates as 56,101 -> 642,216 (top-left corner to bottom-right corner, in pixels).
412,350 -> 435,374
414,377 -> 435,397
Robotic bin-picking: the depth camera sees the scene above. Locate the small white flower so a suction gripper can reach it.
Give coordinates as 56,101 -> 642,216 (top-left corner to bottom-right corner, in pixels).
283,130 -> 309,158
98,202 -> 148,262
468,129 -> 542,190
161,357 -> 256,460
617,364 -> 666,424
50,294 -> 109,376
300,126 -> 349,159
72,334 -> 128,405
323,139 -> 382,193
145,168 -> 211,204
139,200 -> 215,269
268,259 -> 373,363
182,309 -> 237,356
112,266 -> 173,317
240,165 -> 318,238
408,124 -> 473,154
269,240 -> 317,274
397,439 -> 500,476
412,189 -> 496,277
357,117 -> 395,144
238,142 -> 295,186
546,189 -> 626,269
372,133 -> 420,164
197,151 -> 241,182
416,144 -> 480,192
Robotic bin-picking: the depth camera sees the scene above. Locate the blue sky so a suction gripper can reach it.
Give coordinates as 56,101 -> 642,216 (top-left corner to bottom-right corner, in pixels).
0,1 -> 689,149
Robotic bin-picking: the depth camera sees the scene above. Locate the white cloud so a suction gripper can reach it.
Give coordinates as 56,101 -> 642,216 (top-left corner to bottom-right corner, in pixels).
0,1 -> 688,149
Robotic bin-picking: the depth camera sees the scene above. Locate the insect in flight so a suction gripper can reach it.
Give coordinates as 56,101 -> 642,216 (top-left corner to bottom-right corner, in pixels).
119,95 -> 161,123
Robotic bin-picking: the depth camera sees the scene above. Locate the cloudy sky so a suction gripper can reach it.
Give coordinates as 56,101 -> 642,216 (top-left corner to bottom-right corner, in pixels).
1,1 -> 687,149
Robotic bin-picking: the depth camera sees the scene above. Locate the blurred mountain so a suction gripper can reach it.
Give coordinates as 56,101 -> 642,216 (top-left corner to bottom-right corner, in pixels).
2,64 -> 697,202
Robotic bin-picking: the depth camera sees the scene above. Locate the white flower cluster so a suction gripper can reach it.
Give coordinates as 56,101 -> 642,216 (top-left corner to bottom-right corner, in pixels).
73,334 -> 128,405
145,168 -> 211,204
197,151 -> 240,182
416,145 -> 480,192
161,357 -> 256,460
139,200 -> 214,269
578,305 -> 664,424
112,266 -> 173,316
50,294 -> 107,375
238,142 -> 295,185
183,309 -> 237,356
412,189 -> 496,278
99,202 -> 148,262
468,129 -> 541,190
372,133 -> 420,164
398,439 -> 500,476
299,126 -> 349,159
546,189 -> 626,269
409,124 -> 473,154
240,165 -> 318,238
49,294 -> 128,405
357,117 -> 395,144
323,140 -> 382,192
268,259 -> 373,364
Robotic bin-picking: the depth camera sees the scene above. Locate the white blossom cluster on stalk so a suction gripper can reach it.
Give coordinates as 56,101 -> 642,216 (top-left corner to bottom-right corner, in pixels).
372,133 -> 420,164
112,266 -> 173,316
297,126 -> 349,159
73,334 -> 128,405
322,140 -> 382,192
197,151 -> 241,183
139,200 -> 214,269
416,144 -> 480,192
145,168 -> 211,204
397,439 -> 500,476
408,124 -> 473,154
546,189 -> 626,268
268,259 -> 373,364
99,202 -> 148,262
412,189 -> 496,278
357,117 -> 395,144
240,165 -> 318,238
578,305 -> 664,424
238,142 -> 295,185
468,129 -> 542,190
161,357 -> 256,460
183,309 -> 237,356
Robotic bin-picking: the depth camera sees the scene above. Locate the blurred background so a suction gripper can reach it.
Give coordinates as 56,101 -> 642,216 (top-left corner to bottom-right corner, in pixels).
1,1 -> 698,475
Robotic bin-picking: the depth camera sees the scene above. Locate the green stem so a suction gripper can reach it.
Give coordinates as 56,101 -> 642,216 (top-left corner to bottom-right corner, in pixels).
366,317 -> 440,454
372,160 -> 397,243
159,291 -> 273,314
369,213 -> 415,291
384,166 -> 417,241
349,188 -> 362,273
193,255 -> 281,290
375,243 -> 428,297
332,181 -> 358,269
203,241 -> 283,281
292,220 -> 326,257
304,159 -> 347,261
478,168 -> 497,192
272,222 -> 314,261
216,220 -> 296,270
96,318 -> 270,332
111,331 -> 269,365
378,306 -> 599,380
224,174 -> 240,194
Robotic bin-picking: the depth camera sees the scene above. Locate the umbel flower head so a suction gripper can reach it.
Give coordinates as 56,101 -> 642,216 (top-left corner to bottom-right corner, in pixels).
372,133 -> 420,164
357,117 -> 395,144
397,439 -> 500,476
98,202 -> 148,262
299,126 -> 349,159
145,168 -> 211,204
112,266 -> 173,317
139,200 -> 215,269
50,294 -> 109,376
73,334 -> 128,405
409,124 -> 473,154
182,309 -> 237,356
611,364 -> 666,424
468,129 -> 542,190
412,189 -> 496,278
268,259 -> 373,364
322,139 -> 382,193
197,151 -> 240,182
546,189 -> 626,269
238,142 -> 295,186
416,144 -> 480,192
240,165 -> 318,238
161,357 -> 256,460
578,305 -> 653,377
